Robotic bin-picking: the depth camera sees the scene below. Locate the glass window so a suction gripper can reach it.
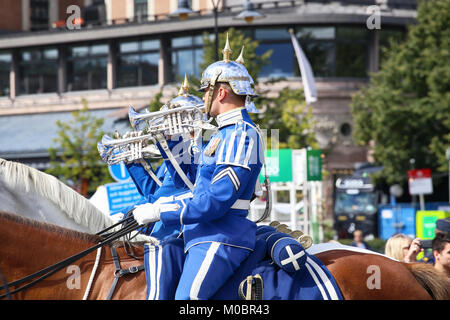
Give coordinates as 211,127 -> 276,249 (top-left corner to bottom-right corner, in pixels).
67,43 -> 108,91
171,35 -> 204,79
254,28 -> 294,79
0,52 -> 11,97
134,0 -> 148,21
336,42 -> 367,77
256,42 -> 294,78
335,27 -> 368,77
255,28 -> 291,40
120,41 -> 139,53
172,36 -> 193,48
117,38 -> 160,88
142,40 -> 159,51
72,46 -> 89,57
19,47 -> 58,94
300,42 -> 335,78
43,48 -> 58,59
297,27 -> 335,40
30,0 -> 49,31
140,53 -> 159,85
295,26 -> 368,78
91,44 -> 109,55
336,27 -> 367,41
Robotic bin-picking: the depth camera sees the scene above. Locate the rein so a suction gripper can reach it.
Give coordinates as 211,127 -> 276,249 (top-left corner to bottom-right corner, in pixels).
0,215 -> 143,300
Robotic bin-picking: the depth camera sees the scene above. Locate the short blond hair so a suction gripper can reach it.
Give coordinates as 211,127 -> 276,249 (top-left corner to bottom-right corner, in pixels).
385,234 -> 412,261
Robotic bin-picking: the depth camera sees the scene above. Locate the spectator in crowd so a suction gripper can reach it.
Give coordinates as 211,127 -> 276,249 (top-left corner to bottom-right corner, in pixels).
420,218 -> 450,263
432,232 -> 450,279
349,230 -> 371,250
385,233 -> 423,262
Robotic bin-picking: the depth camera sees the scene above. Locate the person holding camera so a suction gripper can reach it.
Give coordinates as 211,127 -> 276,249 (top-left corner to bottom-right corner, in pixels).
385,234 -> 423,262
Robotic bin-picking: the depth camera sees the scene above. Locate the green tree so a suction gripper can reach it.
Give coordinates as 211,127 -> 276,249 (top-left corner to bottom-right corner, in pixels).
47,99 -> 113,196
351,0 -> 450,184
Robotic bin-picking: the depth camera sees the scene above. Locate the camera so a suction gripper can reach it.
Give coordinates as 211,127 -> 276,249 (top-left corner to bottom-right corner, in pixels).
420,239 -> 433,249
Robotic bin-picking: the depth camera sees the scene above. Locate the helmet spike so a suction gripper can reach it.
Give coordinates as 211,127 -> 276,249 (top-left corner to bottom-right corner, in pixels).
178,73 -> 190,96
236,46 -> 245,64
222,33 -> 232,63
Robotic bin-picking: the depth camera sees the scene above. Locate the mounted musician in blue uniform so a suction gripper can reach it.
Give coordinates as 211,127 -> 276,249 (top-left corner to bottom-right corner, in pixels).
133,34 -> 265,300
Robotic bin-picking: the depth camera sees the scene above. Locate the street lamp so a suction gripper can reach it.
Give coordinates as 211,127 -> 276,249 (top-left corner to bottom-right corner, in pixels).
170,0 -> 194,21
234,0 -> 265,24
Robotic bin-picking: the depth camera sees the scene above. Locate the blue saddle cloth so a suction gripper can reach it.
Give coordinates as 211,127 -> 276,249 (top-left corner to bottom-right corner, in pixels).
143,226 -> 343,300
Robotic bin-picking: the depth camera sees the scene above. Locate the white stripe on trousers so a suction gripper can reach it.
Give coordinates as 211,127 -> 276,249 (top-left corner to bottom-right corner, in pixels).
147,245 -> 163,300
189,242 -> 221,300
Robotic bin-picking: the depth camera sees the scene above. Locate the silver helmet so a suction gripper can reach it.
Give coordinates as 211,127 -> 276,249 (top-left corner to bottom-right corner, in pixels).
199,33 -> 258,114
169,74 -> 204,110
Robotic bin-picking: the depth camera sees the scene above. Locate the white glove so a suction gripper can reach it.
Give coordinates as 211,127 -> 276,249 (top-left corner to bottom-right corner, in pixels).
133,202 -> 180,226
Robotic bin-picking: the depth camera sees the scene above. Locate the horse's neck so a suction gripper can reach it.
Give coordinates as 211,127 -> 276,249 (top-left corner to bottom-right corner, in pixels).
0,212 -> 102,299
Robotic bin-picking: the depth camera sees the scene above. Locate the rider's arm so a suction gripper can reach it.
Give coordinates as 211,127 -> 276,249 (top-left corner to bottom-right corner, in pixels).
160,126 -> 262,226
126,159 -> 164,200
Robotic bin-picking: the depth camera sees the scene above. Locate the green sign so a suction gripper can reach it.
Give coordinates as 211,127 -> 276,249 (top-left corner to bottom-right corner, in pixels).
422,216 -> 438,238
260,149 -> 292,183
306,149 -> 322,181
416,210 -> 450,239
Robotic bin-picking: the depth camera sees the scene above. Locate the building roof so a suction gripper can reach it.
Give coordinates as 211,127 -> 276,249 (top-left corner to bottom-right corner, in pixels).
0,108 -> 129,159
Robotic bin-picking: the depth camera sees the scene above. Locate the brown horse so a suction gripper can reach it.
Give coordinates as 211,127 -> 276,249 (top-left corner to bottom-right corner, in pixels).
0,211 -> 449,300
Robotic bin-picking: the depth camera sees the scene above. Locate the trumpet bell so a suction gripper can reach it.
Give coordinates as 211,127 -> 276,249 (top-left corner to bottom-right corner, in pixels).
129,106 -> 146,130
97,142 -> 111,162
101,134 -> 114,145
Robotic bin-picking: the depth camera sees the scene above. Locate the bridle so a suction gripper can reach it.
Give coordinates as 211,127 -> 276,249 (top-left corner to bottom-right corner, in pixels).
0,212 -> 144,300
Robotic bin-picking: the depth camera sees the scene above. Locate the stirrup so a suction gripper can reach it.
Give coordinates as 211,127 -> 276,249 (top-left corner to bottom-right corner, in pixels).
238,274 -> 263,300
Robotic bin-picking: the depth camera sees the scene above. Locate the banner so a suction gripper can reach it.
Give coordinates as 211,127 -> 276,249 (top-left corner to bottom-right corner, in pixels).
289,29 -> 318,104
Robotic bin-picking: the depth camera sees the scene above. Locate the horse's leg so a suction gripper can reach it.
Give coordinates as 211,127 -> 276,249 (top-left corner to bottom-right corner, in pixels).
316,251 -> 432,300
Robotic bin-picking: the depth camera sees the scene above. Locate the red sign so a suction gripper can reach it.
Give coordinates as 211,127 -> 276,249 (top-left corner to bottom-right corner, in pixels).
408,168 -> 432,179
408,168 -> 433,195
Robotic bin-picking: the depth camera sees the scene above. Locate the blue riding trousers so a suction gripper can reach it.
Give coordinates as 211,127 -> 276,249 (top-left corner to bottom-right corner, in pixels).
175,242 -> 250,300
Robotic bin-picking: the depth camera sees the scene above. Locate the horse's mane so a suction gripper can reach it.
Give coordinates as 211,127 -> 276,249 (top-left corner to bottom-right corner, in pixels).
0,158 -> 157,244
0,210 -> 102,244
0,158 -> 113,234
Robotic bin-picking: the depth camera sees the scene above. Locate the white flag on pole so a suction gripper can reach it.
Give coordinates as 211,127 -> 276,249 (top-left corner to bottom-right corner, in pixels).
289,29 -> 318,104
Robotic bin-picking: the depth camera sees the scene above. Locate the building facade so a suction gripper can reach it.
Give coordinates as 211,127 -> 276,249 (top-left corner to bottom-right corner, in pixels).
0,0 -> 417,218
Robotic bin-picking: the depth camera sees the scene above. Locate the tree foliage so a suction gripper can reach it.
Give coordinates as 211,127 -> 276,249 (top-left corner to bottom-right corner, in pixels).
47,99 -> 113,196
351,0 -> 450,184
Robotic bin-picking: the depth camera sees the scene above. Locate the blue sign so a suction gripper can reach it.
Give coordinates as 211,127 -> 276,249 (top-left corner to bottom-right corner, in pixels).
108,162 -> 130,182
105,181 -> 144,213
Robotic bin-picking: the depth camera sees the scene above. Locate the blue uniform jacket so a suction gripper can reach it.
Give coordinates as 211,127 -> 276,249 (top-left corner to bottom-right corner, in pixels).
158,107 -> 263,252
